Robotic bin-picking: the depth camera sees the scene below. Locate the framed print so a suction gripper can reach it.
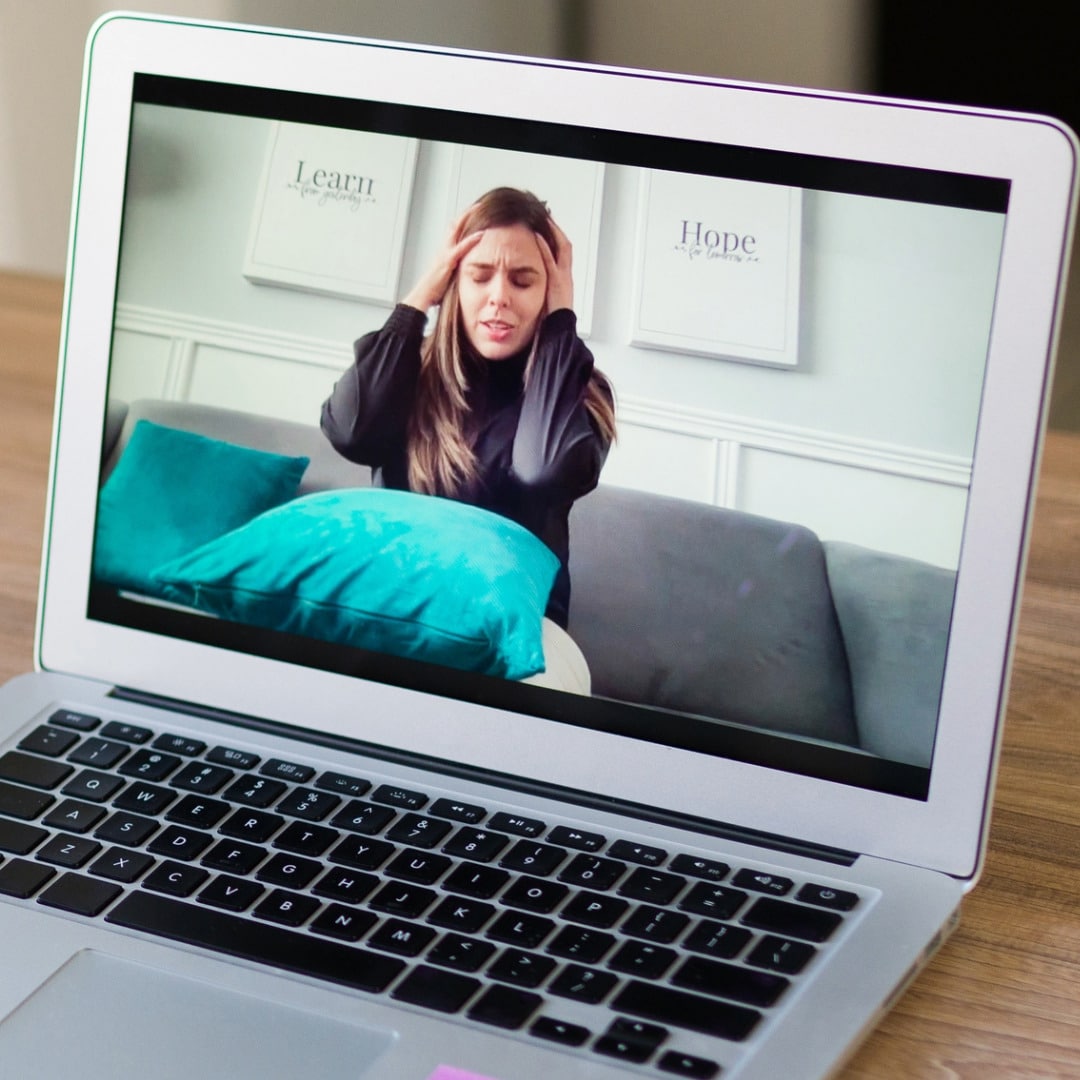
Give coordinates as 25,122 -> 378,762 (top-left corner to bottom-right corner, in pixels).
445,147 -> 605,336
244,122 -> 418,303
631,170 -> 803,366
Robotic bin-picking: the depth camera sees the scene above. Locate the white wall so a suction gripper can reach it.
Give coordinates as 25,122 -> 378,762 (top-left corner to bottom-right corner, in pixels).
0,0 -> 870,276
109,106 -> 1003,568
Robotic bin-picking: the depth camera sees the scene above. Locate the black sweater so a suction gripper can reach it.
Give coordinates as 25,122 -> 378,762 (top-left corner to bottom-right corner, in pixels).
320,304 -> 612,626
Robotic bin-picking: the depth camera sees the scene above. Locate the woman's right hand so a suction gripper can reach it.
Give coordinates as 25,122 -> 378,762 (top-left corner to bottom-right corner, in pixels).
402,212 -> 484,313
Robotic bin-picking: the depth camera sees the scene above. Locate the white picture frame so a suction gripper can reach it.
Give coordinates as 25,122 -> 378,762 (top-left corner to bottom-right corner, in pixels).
444,146 -> 605,336
244,122 -> 418,304
630,170 -> 803,366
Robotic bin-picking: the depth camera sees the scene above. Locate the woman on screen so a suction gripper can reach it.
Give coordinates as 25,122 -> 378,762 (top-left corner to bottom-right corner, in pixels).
320,186 -> 616,627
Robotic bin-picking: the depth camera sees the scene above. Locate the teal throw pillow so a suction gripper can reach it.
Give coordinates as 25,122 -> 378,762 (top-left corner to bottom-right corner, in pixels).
93,419 -> 310,594
150,488 -> 560,680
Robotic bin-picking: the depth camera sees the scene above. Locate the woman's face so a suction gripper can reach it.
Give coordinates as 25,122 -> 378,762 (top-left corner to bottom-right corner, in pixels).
456,223 -> 547,360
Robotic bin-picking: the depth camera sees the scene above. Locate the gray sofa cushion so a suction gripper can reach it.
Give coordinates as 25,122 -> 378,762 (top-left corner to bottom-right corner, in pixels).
824,541 -> 955,767
568,485 -> 859,745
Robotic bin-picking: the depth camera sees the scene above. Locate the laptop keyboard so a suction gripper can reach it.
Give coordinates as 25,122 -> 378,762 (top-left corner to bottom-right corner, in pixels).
0,709 -> 865,1077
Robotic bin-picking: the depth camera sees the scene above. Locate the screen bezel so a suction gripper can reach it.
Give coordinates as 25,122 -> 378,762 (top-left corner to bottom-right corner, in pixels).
38,13 -> 1078,880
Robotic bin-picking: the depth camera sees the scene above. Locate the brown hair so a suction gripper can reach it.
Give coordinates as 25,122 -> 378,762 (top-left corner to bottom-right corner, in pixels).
407,187 -> 616,495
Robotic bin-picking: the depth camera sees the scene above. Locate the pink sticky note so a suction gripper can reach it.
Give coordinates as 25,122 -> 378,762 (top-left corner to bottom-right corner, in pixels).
427,1068 -> 501,1080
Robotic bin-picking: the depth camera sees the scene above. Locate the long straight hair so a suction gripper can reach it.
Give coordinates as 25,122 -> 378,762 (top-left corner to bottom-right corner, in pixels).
407,187 -> 616,496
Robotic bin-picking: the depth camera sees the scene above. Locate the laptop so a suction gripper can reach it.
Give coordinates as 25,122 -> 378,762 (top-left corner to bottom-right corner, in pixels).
0,12 -> 1075,1079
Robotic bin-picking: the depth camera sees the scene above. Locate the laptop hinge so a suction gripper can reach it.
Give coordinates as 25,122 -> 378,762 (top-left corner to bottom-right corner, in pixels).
109,685 -> 859,867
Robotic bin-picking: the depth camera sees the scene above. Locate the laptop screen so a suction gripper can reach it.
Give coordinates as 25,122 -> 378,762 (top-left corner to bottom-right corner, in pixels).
88,73 -> 1008,803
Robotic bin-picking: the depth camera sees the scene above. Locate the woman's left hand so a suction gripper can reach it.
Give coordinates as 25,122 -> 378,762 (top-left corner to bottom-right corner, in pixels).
538,216 -> 574,315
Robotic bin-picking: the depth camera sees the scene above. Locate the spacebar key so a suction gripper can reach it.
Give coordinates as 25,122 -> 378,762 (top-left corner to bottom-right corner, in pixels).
611,980 -> 762,1042
106,891 -> 405,992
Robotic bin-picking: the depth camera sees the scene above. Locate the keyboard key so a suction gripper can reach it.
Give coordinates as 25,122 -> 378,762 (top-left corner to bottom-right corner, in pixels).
679,882 -> 748,920
0,819 -> 48,855
427,895 -> 495,934
18,725 -> 78,757
385,849 -> 451,886
0,751 -> 72,790
487,910 -> 554,949
222,776 -> 287,809
611,980 -> 761,1041
658,1050 -> 721,1078
546,924 -> 615,963
315,771 -> 370,798
370,785 -> 427,811
170,763 -> 233,795
328,836 -> 395,871
467,984 -> 542,1029
558,853 -> 626,890
61,769 -> 124,804
500,841 -> 566,877
100,722 -> 152,744
488,812 -> 544,837
732,869 -> 794,896
0,780 -> 53,821
621,905 -> 690,944
797,883 -> 860,911
530,1016 -> 591,1047
260,759 -> 315,784
548,826 -> 606,851
89,847 -> 155,884
0,858 -> 55,898
392,964 -> 478,1013
274,821 -> 339,858
201,839 -> 267,875
429,798 -> 485,824
684,920 -> 753,959
313,866 -> 379,905
501,875 -> 569,914
442,828 -> 509,863
118,750 -> 181,783
670,854 -> 729,882
152,734 -> 206,756
166,795 -> 230,830
43,799 -> 107,834
428,933 -> 497,972
368,919 -> 436,957
609,940 -> 678,979
143,860 -> 210,898
330,801 -> 395,835
608,840 -> 667,867
275,788 -> 341,822
742,897 -> 842,943
561,890 -> 629,929
548,964 -> 618,1004
746,935 -> 817,975
619,867 -> 687,905
67,739 -> 128,769
107,891 -> 406,992
488,948 -> 556,988
148,826 -> 213,862
94,811 -> 159,848
253,888 -> 320,927
113,782 -> 175,816
309,904 -> 376,942
38,872 -> 122,916
218,808 -> 285,844
48,709 -> 100,731
368,881 -> 437,918
197,875 -> 264,912
594,1017 -> 668,1064
37,833 -> 101,869
672,955 -> 789,1007
206,746 -> 259,770
386,813 -> 451,849
257,852 -> 323,890
442,862 -> 509,899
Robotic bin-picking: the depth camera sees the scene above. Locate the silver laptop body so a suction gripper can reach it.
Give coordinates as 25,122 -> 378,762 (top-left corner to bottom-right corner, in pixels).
0,13 -> 1074,1079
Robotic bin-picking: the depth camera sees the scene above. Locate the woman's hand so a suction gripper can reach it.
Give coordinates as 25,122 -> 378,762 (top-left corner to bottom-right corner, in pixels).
402,212 -> 484,313
538,216 -> 574,315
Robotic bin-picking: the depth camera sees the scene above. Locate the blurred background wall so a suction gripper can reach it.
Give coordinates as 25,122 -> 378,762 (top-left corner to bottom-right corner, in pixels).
0,0 -> 1075,423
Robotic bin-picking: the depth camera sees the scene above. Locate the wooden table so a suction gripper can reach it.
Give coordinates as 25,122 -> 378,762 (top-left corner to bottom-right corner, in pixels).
1,270 -> 1078,1076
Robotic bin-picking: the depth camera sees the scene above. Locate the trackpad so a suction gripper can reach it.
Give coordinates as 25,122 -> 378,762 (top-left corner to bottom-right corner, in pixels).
0,950 -> 395,1078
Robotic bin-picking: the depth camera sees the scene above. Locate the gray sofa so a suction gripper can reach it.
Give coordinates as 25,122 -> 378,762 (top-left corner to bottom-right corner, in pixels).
103,398 -> 954,768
